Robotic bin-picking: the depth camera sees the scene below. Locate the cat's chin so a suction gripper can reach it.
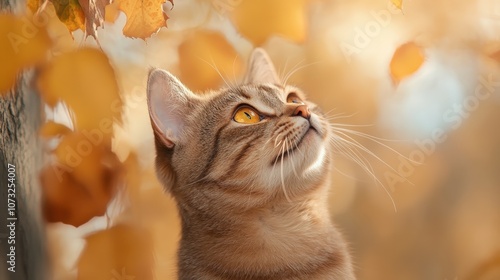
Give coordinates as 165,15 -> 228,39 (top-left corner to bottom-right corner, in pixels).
297,132 -> 327,172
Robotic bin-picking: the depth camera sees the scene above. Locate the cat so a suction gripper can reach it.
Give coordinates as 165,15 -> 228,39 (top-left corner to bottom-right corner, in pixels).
147,48 -> 355,280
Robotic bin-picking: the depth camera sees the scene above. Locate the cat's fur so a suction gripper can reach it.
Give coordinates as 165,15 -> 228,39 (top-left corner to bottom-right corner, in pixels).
147,49 -> 355,279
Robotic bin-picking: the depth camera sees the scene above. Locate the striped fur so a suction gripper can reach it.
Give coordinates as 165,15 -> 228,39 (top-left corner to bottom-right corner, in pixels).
148,49 -> 355,280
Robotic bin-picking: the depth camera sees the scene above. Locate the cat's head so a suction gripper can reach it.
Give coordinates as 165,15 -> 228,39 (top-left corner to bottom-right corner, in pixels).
147,49 -> 332,210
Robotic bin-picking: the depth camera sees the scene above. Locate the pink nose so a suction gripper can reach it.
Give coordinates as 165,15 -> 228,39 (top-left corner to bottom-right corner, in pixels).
293,104 -> 310,119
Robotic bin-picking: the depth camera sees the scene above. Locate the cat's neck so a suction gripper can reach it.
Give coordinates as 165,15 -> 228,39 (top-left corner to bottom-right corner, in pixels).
176,183 -> 354,279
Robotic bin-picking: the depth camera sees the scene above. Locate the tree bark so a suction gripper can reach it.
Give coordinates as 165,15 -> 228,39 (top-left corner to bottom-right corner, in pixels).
1,1 -> 48,279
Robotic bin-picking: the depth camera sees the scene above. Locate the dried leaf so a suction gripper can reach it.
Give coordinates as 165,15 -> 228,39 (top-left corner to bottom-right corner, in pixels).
391,0 -> 403,10
117,0 -> 169,39
231,0 -> 307,45
41,132 -> 122,226
39,121 -> 73,138
51,0 -> 86,32
78,0 -> 111,39
389,42 -> 425,84
77,224 -> 154,280
37,48 -> 122,132
178,30 -> 243,91
0,14 -> 52,94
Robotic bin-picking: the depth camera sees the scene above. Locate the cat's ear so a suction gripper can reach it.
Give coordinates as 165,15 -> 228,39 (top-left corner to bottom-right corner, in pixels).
147,69 -> 196,149
244,48 -> 280,85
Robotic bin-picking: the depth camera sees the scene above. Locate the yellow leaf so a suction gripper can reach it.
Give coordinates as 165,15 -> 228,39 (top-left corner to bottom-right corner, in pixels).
178,30 -> 243,92
39,121 -> 72,138
117,0 -> 168,39
0,14 -> 52,94
389,42 -> 425,84
37,48 -> 122,132
77,224 -> 154,280
51,0 -> 86,32
231,0 -> 307,46
391,0 -> 403,10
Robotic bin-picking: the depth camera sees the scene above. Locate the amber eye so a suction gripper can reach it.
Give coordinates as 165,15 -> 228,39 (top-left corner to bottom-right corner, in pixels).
287,94 -> 304,104
233,107 -> 262,124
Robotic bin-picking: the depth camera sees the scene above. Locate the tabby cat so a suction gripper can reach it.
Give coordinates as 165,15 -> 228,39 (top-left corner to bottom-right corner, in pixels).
147,49 -> 355,279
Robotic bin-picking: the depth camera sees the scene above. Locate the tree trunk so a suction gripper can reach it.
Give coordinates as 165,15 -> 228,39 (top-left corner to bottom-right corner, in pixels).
1,1 -> 48,279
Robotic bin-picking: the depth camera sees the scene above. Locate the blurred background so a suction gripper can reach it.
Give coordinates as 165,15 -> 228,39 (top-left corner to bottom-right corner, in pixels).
18,0 -> 500,279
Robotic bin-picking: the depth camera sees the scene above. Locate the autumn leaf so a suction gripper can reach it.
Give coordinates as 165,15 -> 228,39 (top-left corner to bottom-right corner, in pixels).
389,42 -> 425,84
37,48 -> 122,132
178,30 -> 243,92
39,121 -> 73,138
117,0 -> 169,39
0,14 -> 52,94
41,132 -> 122,226
77,224 -> 154,280
231,0 -> 307,46
78,0 -> 110,39
391,0 -> 403,10
51,0 -> 86,32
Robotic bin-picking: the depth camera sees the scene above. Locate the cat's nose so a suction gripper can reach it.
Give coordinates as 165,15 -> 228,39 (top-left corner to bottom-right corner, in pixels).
293,104 -> 310,119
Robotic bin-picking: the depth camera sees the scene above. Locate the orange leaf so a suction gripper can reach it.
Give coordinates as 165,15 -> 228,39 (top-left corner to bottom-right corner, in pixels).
178,30 -> 243,92
77,224 -> 154,280
41,132 -> 122,226
389,42 -> 425,84
117,0 -> 169,39
37,48 -> 122,132
39,121 -> 73,138
231,0 -> 307,46
0,14 -> 52,94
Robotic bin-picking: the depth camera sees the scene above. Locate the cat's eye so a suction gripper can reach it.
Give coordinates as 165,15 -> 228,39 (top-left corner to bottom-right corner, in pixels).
233,107 -> 262,124
287,94 -> 304,104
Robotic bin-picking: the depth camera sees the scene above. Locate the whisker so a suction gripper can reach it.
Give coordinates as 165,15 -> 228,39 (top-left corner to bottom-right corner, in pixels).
279,140 -> 292,202
330,136 -> 376,180
329,123 -> 375,128
330,126 -> 416,163
283,61 -> 322,86
331,136 -> 397,211
232,54 -> 239,85
197,56 -> 234,90
331,130 -> 410,182
285,137 -> 299,178
282,59 -> 306,85
324,112 -> 360,121
278,56 -> 291,83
